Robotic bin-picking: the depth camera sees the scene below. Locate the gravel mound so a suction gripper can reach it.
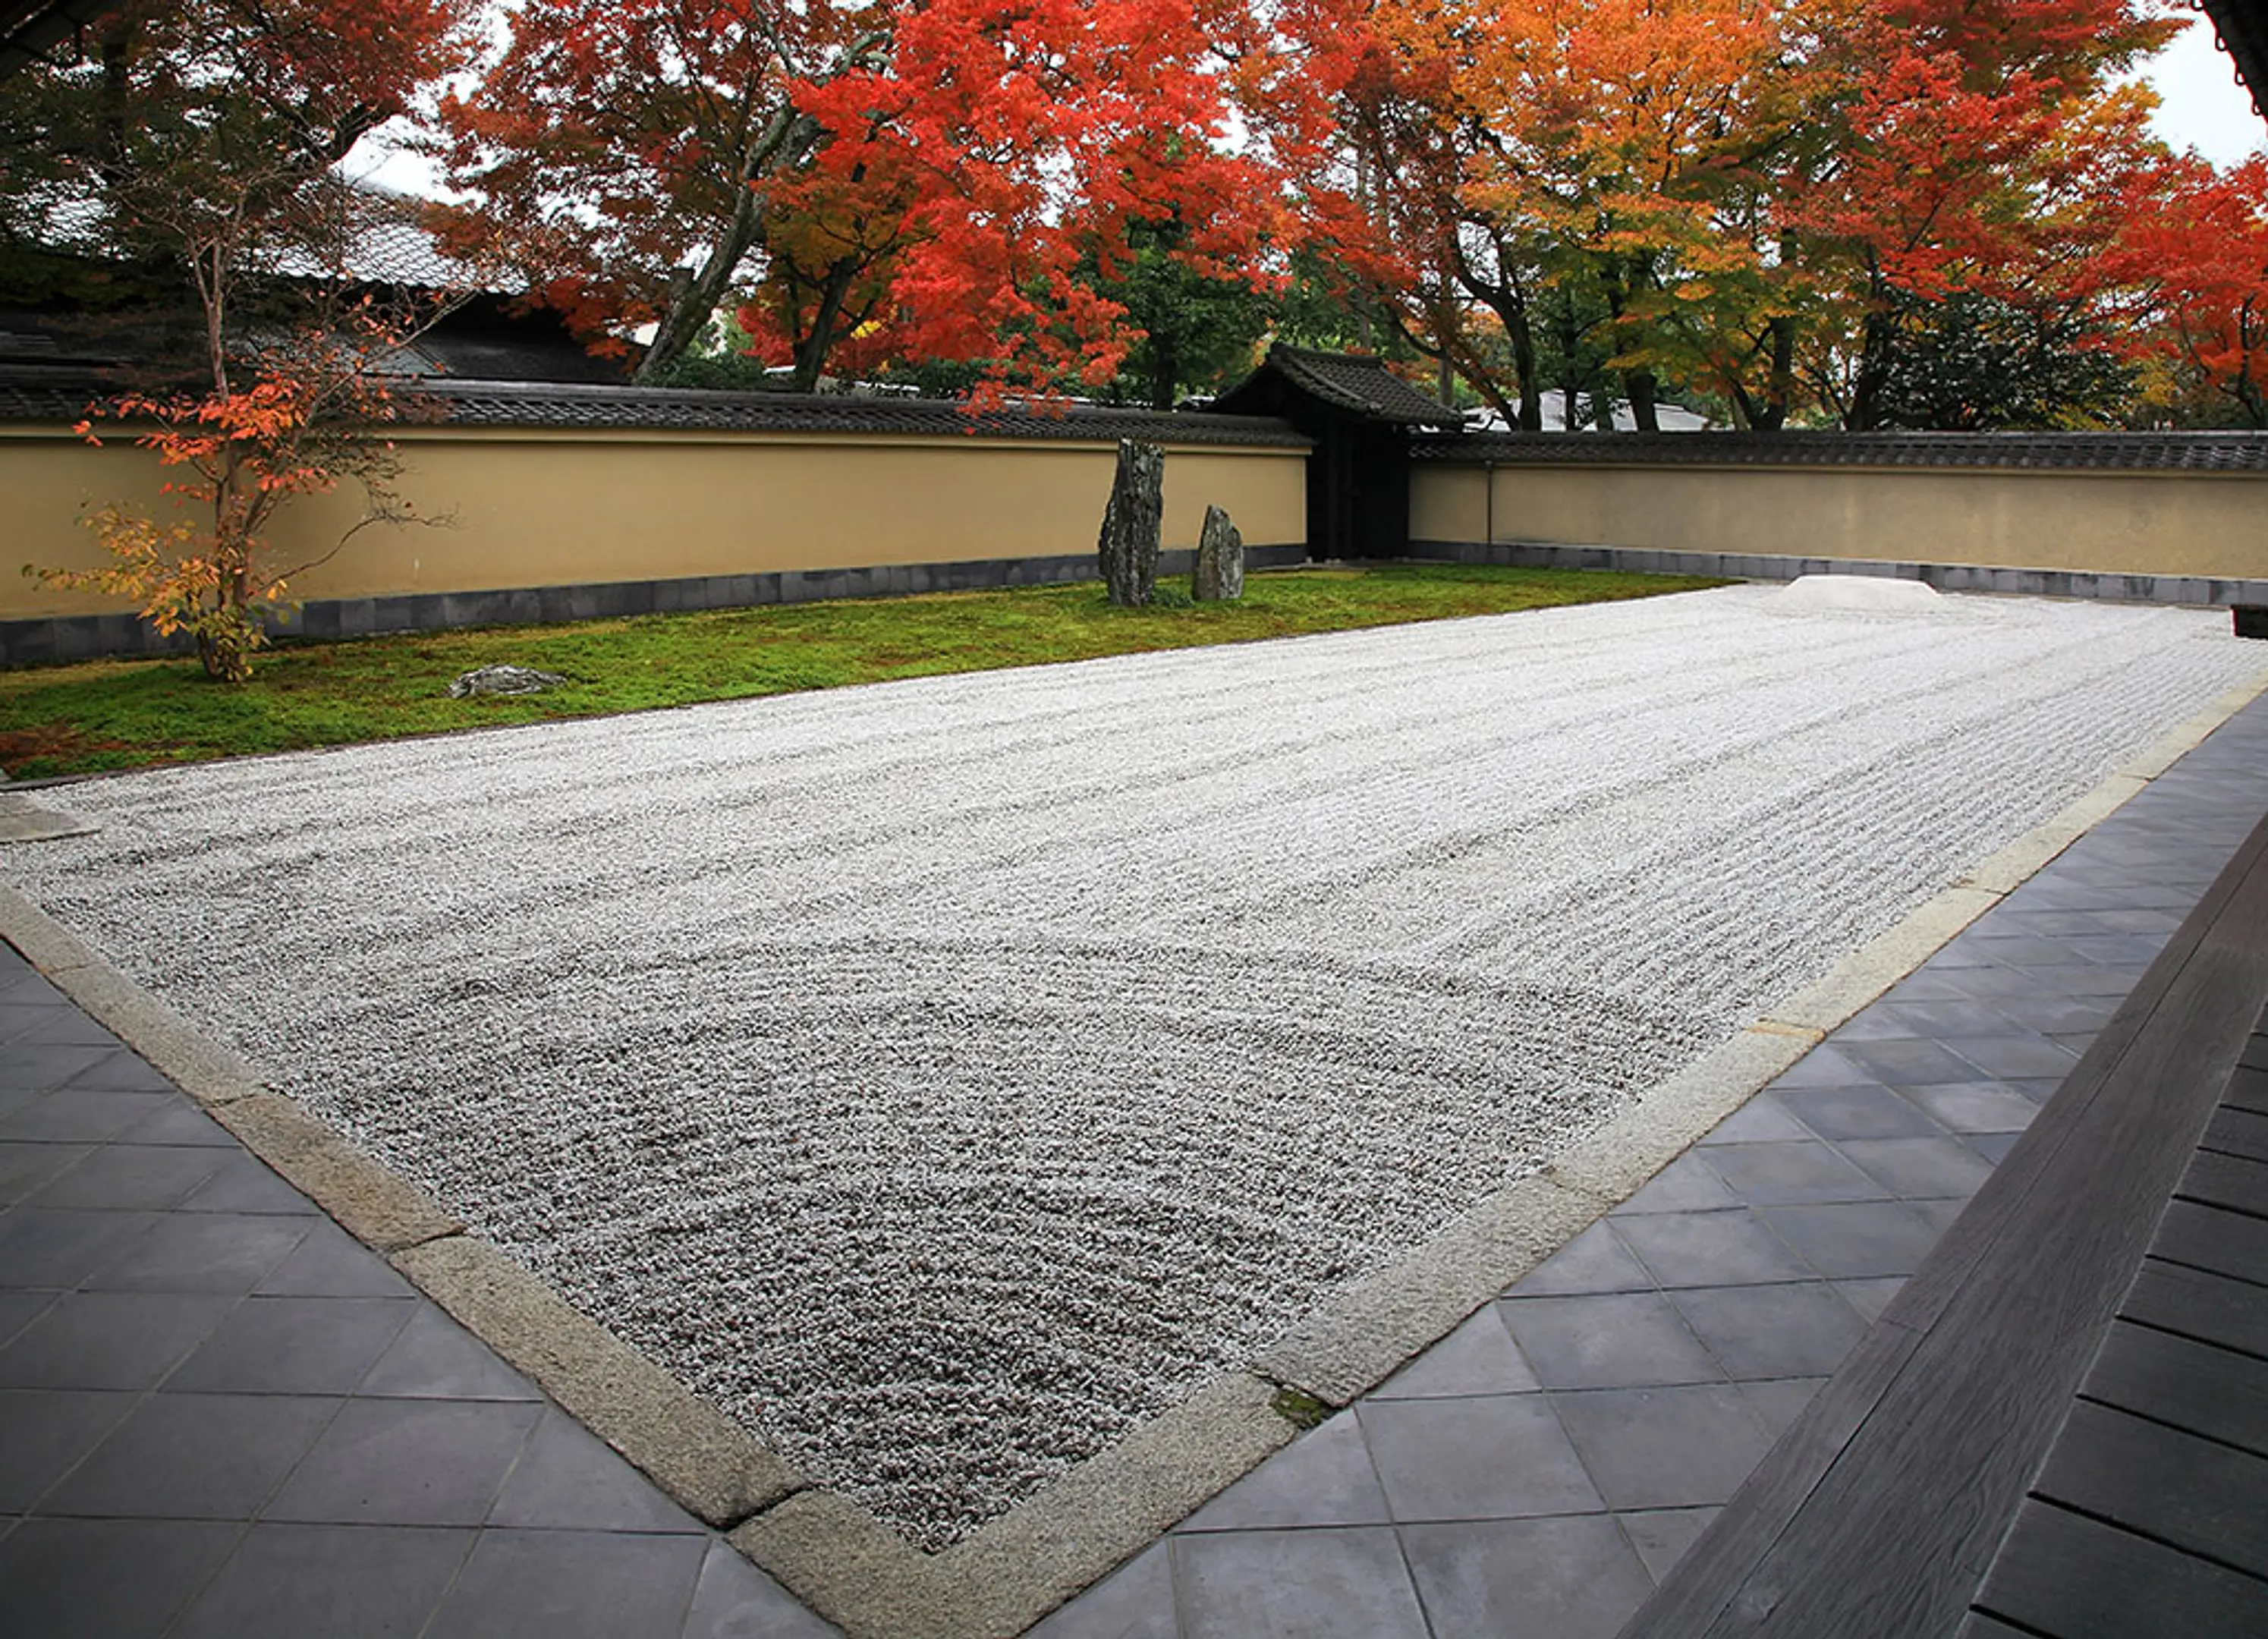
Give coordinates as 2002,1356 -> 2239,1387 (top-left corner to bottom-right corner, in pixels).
10,585 -> 2263,1546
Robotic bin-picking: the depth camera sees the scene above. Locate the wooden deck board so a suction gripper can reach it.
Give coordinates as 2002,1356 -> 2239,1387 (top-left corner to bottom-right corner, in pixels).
2027,1400 -> 2268,1579
1971,1502 -> 2268,1639
1619,811 -> 2268,1639
2081,1319 -> 2268,1459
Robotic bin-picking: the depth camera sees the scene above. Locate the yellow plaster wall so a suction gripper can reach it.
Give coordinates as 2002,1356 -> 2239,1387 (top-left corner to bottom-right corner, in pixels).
2,426 -> 1309,618
1411,461 -> 2268,581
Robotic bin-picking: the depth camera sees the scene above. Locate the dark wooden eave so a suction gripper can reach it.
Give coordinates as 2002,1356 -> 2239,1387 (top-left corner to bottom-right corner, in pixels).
2198,0 -> 2268,122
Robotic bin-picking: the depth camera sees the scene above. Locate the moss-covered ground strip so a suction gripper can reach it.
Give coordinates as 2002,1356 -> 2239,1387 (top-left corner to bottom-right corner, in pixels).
0,564 -> 1726,780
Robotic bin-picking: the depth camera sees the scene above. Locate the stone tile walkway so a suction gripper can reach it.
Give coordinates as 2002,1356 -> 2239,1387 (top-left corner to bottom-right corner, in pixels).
3,690 -> 2265,1639
0,955 -> 837,1638
1033,688 -> 2268,1639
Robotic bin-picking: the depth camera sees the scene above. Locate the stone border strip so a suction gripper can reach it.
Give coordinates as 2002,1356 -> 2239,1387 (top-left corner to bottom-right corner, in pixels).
3,666 -> 2263,1638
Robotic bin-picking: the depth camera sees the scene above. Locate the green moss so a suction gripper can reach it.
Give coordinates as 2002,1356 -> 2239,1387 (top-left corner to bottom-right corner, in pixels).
1271,1387 -> 1333,1430
0,565 -> 1727,780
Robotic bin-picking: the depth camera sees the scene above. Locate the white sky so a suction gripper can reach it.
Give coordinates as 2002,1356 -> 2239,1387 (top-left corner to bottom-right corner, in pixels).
2140,11 -> 2266,166
354,11 -> 2268,197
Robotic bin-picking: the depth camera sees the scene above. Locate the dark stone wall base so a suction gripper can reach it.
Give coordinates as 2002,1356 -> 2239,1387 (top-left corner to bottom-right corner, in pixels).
1414,540 -> 2268,609
2,544 -> 1313,668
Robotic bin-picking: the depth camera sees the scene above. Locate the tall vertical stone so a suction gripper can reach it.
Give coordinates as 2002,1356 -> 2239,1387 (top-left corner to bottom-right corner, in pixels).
1192,504 -> 1244,601
1097,439 -> 1165,607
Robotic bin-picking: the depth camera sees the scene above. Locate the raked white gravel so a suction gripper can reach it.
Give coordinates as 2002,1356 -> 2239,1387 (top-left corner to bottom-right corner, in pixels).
11,584 -> 2265,1546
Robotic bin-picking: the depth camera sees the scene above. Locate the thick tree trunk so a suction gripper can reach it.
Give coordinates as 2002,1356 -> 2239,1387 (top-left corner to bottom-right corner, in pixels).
1624,368 -> 1660,433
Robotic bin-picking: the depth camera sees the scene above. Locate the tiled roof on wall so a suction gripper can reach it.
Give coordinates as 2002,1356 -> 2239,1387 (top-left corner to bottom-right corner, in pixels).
1412,429 -> 2268,472
1245,345 -> 1467,426
0,369 -> 1311,448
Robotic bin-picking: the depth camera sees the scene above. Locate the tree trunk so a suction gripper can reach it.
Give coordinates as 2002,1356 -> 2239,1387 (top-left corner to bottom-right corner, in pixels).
790,258 -> 860,393
1624,368 -> 1660,433
632,109 -> 819,384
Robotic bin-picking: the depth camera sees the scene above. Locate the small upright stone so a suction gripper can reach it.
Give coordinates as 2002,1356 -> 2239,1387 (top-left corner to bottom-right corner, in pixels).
1192,504 -> 1244,601
1097,439 -> 1165,607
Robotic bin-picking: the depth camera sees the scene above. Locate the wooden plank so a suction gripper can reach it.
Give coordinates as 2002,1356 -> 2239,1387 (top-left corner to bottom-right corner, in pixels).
2125,1261 -> 2268,1359
2147,1199 -> 2268,1288
2202,1105 -> 2268,1164
2082,1318 -> 2268,1459
2030,1400 -> 2268,1579
1954,1619 -> 2034,1639
2227,1064 -> 2268,1115
1622,811 -> 2268,1639
1972,1500 -> 2268,1639
2176,1148 -> 2268,1218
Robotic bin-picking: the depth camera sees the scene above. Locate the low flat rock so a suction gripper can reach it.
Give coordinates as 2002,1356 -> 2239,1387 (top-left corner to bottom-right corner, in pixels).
1773,573 -> 1944,613
0,792 -> 99,844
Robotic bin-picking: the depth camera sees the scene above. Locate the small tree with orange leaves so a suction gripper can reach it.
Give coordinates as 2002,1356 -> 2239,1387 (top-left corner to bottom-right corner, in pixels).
5,0 -> 475,679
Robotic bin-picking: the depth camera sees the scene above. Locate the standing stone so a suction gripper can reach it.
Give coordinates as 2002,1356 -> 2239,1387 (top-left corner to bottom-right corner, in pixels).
1097,439 -> 1165,607
1192,504 -> 1244,602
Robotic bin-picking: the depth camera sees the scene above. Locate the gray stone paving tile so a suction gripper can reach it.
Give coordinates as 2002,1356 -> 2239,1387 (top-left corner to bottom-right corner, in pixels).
1905,1197 -> 1969,1235
1172,1526 -> 1430,1639
41,1391 -> 341,1519
0,1288 -> 54,1350
1832,1135 -> 1996,1201
2016,961 -> 2151,996
1401,1514 -> 1655,1639
1609,1209 -> 1815,1290
1911,965 -> 2041,1000
1735,1376 -> 1828,1437
1370,1308 -> 1537,1398
1834,1277 -> 1908,1323
1942,1033 -> 2082,1081
83,1212 -> 313,1295
1669,1284 -> 1870,1380
487,1408 -> 704,1533
1496,1291 -> 1724,1390
1834,1037 -> 1999,1087
2065,933 -> 2171,965
681,1538 -> 842,1639
169,1521 -> 474,1639
59,1050 -> 175,1093
1358,1394 -> 1603,1521
118,1099 -> 236,1148
1609,1152 -> 1740,1215
1774,1084 -> 1941,1141
1550,1384 -> 1777,1512
423,1527 -> 710,1639
0,1087 -> 172,1142
1964,1132 -> 2024,1165
1899,1081 -> 2045,1134
1876,999 -> 2028,1038
0,1289 -> 236,1389
1504,1221 -> 1654,1296
357,1305 -> 545,1401
0,1516 -> 241,1639
1763,1043 -> 1874,1088
1183,1412 -> 1390,1531
1698,1140 -> 1890,1206
179,1150 -> 324,1215
0,1206 -> 164,1288
254,1222 -> 417,1299
1957,933 -> 2088,968
0,1139 -> 91,1203
13,1011 -> 120,1050
166,1295 -> 420,1395
1622,1507 -> 1719,1584
1026,1540 -> 1177,1639
0,1042 -> 116,1093
264,1396 -> 544,1526
1758,1200 -> 1944,1279
1693,1093 -> 1810,1146
0,1388 -> 138,1512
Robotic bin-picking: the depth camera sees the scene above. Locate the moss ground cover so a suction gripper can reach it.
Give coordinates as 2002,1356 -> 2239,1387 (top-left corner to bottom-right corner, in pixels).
0,563 -> 1725,779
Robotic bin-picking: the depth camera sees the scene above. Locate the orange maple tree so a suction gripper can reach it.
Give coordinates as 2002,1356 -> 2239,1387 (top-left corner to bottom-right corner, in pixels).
10,0 -> 476,679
